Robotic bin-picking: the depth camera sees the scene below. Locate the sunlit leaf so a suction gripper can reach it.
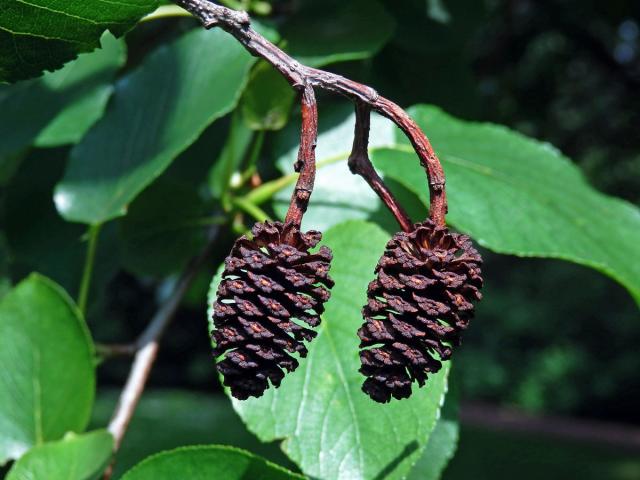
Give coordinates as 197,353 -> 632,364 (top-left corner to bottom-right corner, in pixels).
55,28 -> 256,225
0,33 -> 125,161
120,446 -> 302,480
0,275 -> 95,463
373,106 -> 640,305
0,0 -> 156,83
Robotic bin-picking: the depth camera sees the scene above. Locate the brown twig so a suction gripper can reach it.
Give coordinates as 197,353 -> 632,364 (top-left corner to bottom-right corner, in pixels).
173,0 -> 448,226
348,102 -> 413,232
284,85 -> 317,230
103,229 -> 218,479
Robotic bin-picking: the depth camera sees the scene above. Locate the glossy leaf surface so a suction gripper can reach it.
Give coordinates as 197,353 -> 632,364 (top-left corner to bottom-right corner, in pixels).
55,28 -> 255,225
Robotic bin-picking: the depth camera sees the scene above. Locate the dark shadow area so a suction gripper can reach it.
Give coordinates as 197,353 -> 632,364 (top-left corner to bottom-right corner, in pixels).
374,440 -> 420,480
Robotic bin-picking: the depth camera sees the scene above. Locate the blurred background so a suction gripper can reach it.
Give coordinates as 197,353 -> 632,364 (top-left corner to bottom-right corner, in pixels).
1,0 -> 639,478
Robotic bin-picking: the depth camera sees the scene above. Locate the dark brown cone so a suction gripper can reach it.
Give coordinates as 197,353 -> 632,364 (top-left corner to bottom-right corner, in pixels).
212,221 -> 334,400
358,220 -> 483,403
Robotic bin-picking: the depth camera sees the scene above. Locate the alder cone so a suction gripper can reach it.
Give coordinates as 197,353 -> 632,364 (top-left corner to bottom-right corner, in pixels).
358,220 -> 483,403
212,221 -> 334,400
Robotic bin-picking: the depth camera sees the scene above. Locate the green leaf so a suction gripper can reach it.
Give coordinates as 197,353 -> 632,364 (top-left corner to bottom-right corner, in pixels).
0,274 -> 95,463
240,62 -> 296,131
55,27 -> 256,225
91,390 -> 296,478
35,34 -> 126,148
0,33 -> 125,161
210,221 -> 450,480
283,0 -> 395,67
407,390 -> 459,480
6,430 -> 113,480
0,0 -> 157,83
119,179 -> 209,277
372,105 -> 640,305
120,446 -> 302,480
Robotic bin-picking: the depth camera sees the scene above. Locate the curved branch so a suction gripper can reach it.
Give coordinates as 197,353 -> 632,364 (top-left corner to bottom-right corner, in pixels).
173,0 -> 448,226
348,102 -> 413,232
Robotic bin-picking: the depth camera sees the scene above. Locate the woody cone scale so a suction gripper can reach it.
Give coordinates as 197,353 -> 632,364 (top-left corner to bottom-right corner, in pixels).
358,220 -> 483,403
212,221 -> 333,399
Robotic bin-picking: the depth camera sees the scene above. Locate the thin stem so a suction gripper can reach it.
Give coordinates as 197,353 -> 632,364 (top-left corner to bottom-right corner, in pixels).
172,0 -> 448,226
103,229 -> 219,479
232,196 -> 272,222
77,223 -> 102,316
244,130 -> 265,174
244,152 -> 346,206
245,171 -> 299,205
284,85 -> 317,229
348,102 -> 413,232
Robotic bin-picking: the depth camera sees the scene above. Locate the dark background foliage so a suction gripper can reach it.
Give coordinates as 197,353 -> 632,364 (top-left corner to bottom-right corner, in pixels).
88,0 -> 640,421
1,0 -> 639,478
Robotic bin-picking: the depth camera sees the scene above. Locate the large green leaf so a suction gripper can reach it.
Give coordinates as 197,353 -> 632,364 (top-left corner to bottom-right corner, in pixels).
120,446 -> 302,480
6,430 -> 113,480
0,33 -> 125,161
35,35 -> 126,148
0,274 -> 95,464
372,106 -> 640,304
55,27 -> 256,225
210,221 -> 450,480
0,0 -> 156,83
283,0 -> 395,67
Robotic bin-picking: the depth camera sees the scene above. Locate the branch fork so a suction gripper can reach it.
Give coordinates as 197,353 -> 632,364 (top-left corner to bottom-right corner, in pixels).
175,0 -> 448,228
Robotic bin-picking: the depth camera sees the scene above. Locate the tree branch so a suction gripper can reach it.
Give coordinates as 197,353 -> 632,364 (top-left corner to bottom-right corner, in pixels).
173,0 -> 448,226
284,85 -> 317,230
103,229 -> 219,479
348,102 -> 413,232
